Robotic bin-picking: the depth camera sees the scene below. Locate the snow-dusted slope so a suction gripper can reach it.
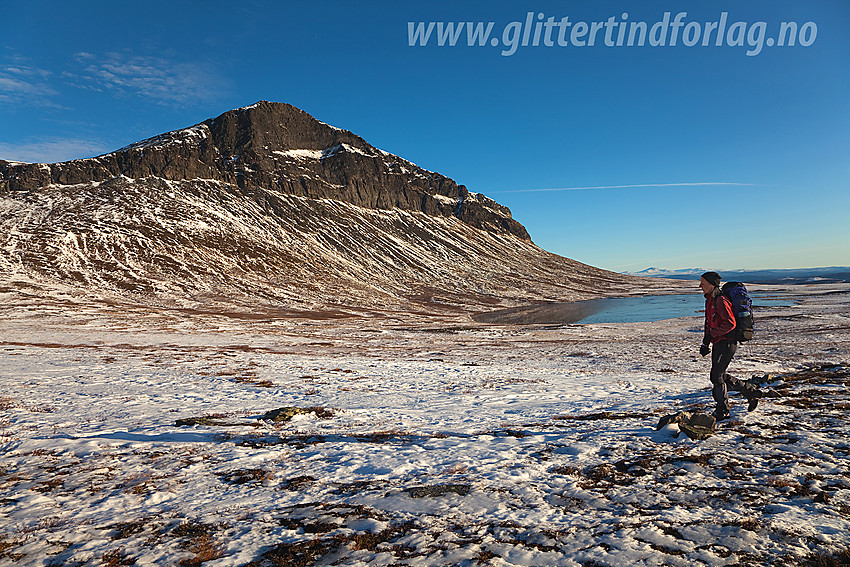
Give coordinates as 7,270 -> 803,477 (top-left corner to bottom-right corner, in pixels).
0,175 -> 668,314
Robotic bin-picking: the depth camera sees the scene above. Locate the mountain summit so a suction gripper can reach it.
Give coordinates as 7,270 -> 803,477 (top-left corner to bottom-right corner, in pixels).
0,102 -> 669,316
1,101 -> 527,240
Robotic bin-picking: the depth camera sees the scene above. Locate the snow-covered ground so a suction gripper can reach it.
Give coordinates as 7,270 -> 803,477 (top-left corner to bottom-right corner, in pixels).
1,283 -> 849,566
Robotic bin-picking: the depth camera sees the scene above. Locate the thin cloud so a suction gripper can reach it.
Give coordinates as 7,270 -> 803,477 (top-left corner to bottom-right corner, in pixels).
0,51 -> 227,107
0,138 -> 111,164
493,182 -> 759,193
0,64 -> 59,105
72,52 -> 226,105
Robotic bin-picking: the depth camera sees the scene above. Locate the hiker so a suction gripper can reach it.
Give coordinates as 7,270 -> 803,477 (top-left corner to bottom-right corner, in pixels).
699,271 -> 762,421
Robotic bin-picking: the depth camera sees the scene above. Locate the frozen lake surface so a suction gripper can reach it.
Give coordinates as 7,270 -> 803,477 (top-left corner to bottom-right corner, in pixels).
576,292 -> 794,325
475,292 -> 794,325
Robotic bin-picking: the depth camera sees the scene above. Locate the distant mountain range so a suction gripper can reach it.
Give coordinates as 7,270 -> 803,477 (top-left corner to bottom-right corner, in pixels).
626,266 -> 850,285
0,101 -> 680,315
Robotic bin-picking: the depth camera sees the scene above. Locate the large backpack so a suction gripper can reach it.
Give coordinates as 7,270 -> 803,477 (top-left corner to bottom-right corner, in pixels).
721,281 -> 754,342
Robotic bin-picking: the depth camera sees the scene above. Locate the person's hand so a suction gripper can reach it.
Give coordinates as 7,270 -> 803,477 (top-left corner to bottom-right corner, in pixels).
700,344 -> 710,357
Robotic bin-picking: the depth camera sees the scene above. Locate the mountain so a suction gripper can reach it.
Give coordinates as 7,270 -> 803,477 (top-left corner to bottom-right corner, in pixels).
629,267 -> 705,278
0,101 -> 527,241
0,102 -> 677,316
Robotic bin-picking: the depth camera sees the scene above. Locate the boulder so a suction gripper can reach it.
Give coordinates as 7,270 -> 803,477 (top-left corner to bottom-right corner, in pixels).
656,410 -> 716,440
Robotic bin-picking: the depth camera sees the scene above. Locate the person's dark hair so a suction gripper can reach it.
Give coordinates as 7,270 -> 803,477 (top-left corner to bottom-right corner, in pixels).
701,271 -> 722,287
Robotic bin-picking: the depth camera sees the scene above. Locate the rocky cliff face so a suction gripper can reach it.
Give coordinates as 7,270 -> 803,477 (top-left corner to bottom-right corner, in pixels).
0,101 -> 528,240
0,102 -> 669,315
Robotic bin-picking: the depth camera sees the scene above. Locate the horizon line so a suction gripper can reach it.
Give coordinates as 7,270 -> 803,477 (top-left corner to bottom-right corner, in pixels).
493,182 -> 759,193
618,265 -> 850,272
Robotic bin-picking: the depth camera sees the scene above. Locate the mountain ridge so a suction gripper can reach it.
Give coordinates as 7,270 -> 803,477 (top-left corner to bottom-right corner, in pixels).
0,101 -> 528,240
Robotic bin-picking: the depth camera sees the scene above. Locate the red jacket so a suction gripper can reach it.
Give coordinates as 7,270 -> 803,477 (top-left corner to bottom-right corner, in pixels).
704,291 -> 737,344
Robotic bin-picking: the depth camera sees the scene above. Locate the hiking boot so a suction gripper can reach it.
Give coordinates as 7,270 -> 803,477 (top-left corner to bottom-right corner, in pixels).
713,409 -> 731,422
746,390 -> 764,412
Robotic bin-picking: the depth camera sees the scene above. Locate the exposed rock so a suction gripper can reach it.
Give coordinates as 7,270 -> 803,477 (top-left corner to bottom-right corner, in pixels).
405,484 -> 471,498
0,101 -> 527,240
262,407 -> 334,422
175,416 -> 257,427
656,411 -> 716,440
217,468 -> 275,485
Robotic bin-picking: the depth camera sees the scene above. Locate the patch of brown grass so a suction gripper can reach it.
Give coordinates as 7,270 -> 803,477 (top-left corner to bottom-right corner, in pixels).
102,548 -> 136,566
282,475 -> 316,491
806,547 -> 850,567
724,517 -> 761,532
766,476 -> 801,489
347,522 -> 416,551
110,519 -> 150,540
248,539 -> 331,567
550,465 -> 581,476
179,534 -> 224,566
26,404 -> 57,413
32,477 -> 64,493
164,521 -> 228,566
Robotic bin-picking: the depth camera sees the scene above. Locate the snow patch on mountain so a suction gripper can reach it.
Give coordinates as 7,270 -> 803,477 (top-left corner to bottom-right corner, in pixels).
273,148 -> 324,160
432,194 -> 458,205
117,124 -> 211,153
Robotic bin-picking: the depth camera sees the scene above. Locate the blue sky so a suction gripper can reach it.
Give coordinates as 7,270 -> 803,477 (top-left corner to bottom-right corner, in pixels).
1,0 -> 848,272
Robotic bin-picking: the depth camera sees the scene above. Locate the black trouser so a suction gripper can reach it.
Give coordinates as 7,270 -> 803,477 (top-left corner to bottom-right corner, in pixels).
710,340 -> 754,414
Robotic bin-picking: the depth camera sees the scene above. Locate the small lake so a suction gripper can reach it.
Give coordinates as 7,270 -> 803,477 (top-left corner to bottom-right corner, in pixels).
474,293 -> 794,326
